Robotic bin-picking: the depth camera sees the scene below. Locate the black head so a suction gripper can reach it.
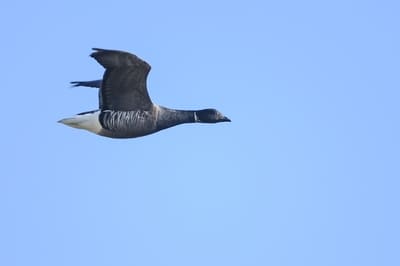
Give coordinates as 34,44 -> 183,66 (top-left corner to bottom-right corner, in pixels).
195,109 -> 231,123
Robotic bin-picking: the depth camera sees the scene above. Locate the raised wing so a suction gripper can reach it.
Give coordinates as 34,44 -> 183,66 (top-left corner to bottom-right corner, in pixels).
70,80 -> 104,108
90,48 -> 152,111
70,80 -> 103,88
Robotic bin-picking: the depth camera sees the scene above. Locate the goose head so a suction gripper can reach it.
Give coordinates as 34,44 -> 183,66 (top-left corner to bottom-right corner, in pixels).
195,109 -> 231,123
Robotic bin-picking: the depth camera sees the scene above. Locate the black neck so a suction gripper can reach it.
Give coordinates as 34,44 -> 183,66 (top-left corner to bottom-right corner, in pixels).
156,107 -> 197,131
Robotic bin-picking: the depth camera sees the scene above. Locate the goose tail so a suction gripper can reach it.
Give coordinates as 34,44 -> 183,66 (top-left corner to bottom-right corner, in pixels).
58,110 -> 102,134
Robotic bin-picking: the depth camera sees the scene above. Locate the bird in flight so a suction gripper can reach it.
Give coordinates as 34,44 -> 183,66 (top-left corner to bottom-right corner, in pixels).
59,48 -> 231,138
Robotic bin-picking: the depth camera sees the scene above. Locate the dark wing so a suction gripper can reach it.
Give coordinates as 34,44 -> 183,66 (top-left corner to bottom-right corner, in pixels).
70,80 -> 104,108
70,80 -> 103,88
90,48 -> 152,111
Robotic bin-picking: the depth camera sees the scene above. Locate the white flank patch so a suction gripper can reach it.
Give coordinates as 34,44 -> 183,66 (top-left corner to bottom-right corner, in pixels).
58,110 -> 102,134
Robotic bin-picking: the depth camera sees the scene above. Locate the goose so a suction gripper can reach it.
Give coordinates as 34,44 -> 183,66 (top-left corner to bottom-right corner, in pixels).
59,48 -> 230,138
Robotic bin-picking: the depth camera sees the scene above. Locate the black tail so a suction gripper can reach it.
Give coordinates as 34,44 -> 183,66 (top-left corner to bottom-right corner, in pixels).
70,80 -> 102,88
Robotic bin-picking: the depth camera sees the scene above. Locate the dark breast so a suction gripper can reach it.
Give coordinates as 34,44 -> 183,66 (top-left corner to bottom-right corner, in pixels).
99,110 -> 158,138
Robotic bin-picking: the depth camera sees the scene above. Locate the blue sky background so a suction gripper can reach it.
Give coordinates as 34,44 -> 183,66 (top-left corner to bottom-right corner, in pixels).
1,0 -> 399,265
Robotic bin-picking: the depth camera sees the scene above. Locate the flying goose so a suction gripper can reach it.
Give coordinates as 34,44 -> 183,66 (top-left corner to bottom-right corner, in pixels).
59,48 -> 230,138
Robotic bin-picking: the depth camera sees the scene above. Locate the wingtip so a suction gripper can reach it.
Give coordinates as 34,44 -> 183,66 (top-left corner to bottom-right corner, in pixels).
90,48 -> 99,57
70,81 -> 79,87
90,48 -> 105,57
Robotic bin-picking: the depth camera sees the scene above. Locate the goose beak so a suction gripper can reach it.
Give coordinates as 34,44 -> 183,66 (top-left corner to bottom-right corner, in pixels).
222,116 -> 231,122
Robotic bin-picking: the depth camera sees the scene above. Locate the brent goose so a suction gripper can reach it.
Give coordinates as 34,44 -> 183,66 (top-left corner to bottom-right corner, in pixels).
59,48 -> 230,138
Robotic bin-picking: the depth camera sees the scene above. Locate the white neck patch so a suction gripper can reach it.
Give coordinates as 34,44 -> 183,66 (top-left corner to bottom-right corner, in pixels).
194,112 -> 200,122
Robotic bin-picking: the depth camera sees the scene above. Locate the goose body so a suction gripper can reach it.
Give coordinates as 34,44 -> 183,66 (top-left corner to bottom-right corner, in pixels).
59,48 -> 230,138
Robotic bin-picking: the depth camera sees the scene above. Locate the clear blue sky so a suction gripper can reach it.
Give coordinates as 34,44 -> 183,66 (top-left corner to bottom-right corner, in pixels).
1,1 -> 399,265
